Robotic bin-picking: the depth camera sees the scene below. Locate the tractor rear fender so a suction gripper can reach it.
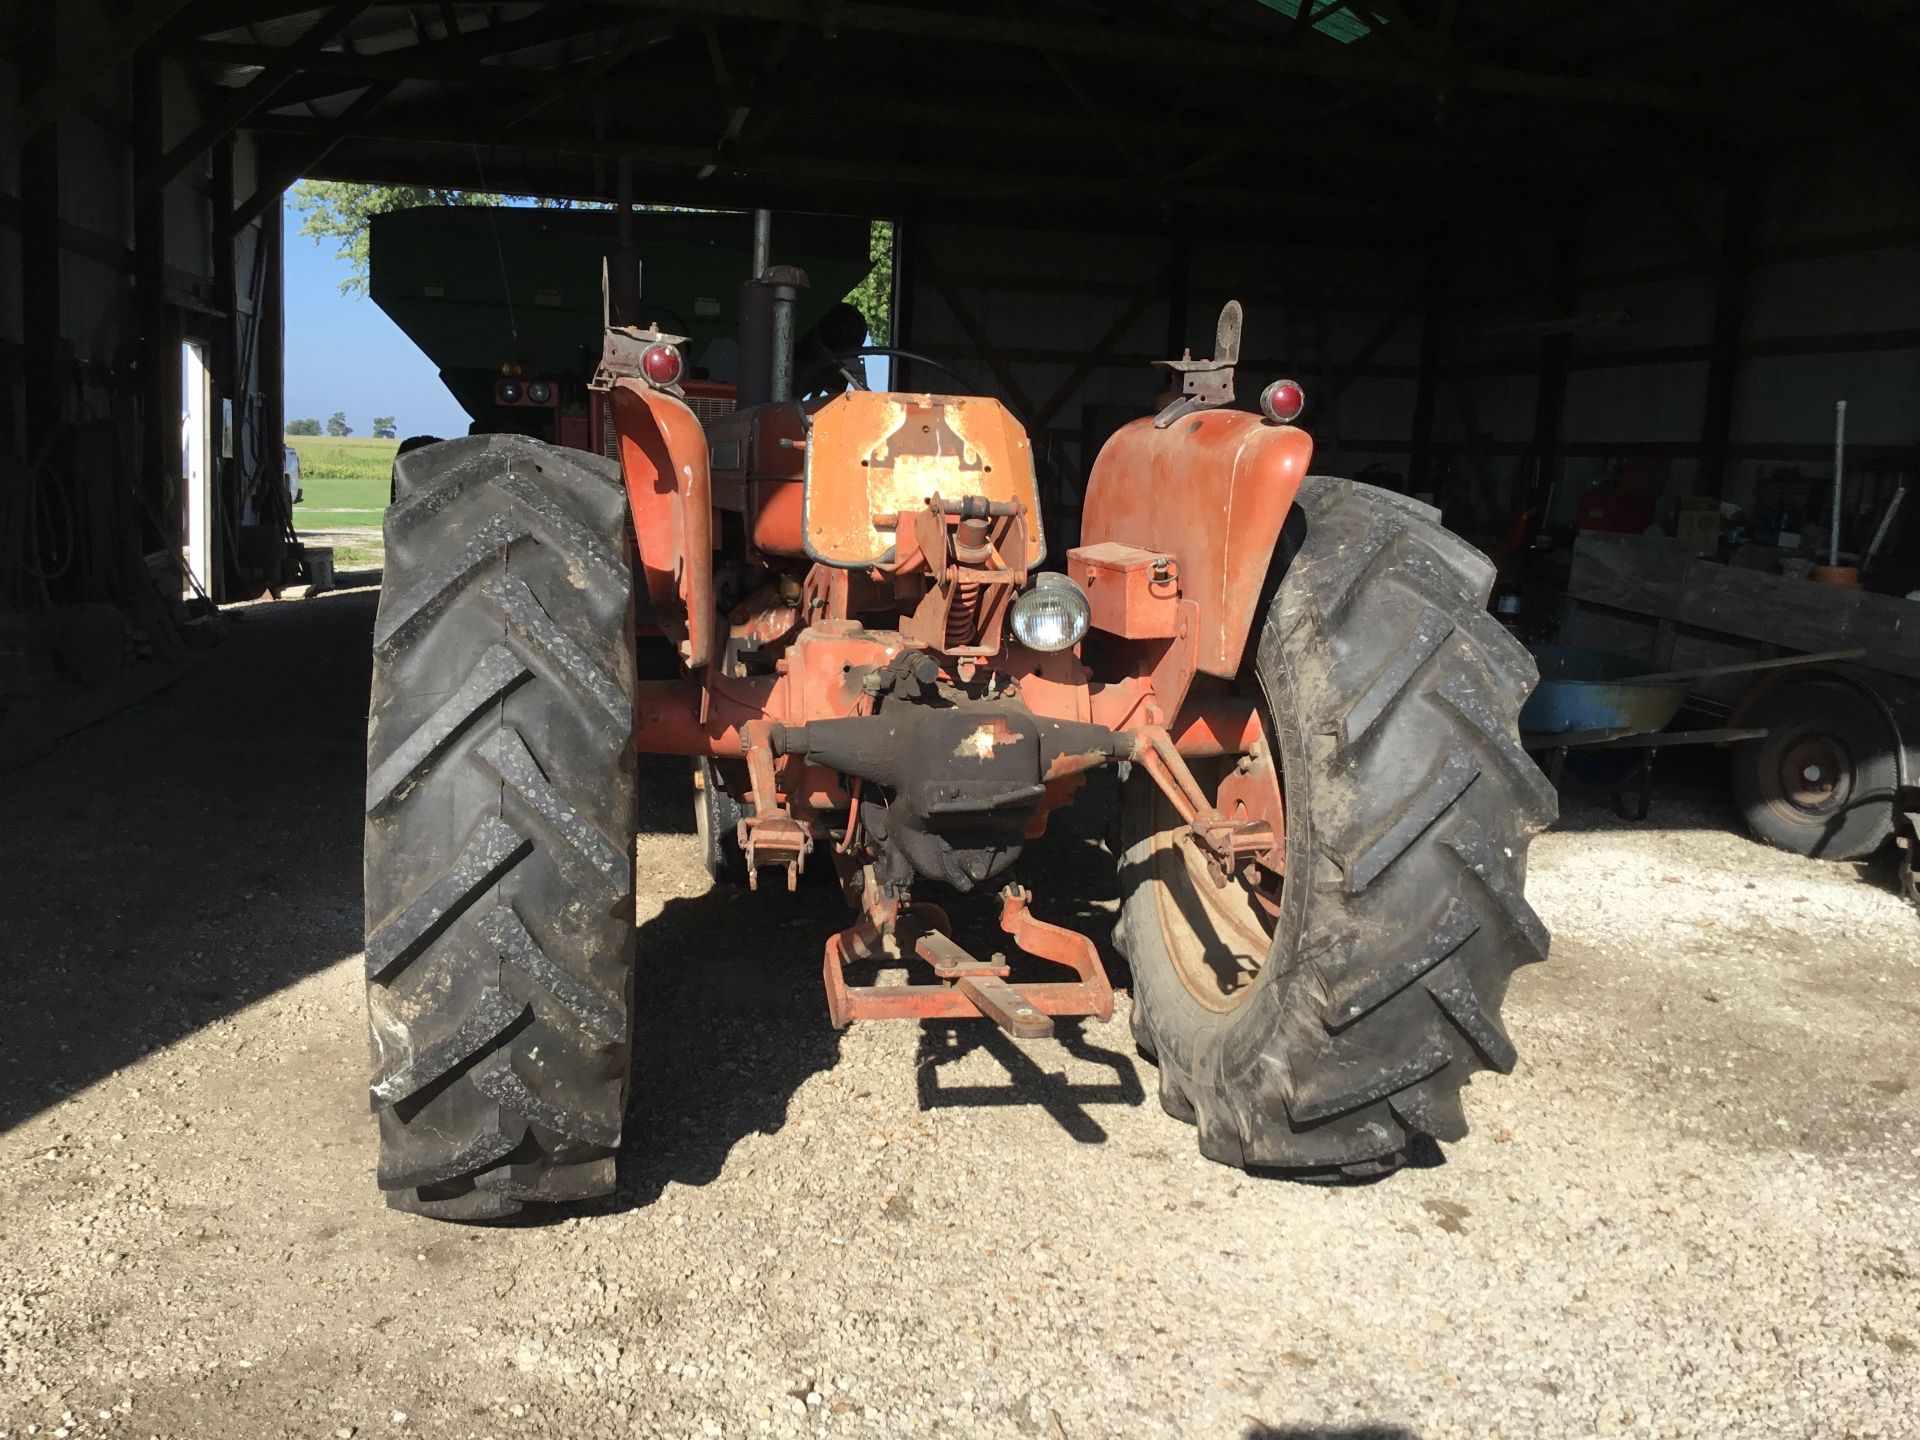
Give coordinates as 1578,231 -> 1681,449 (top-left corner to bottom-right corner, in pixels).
1078,409 -> 1313,680
613,379 -> 714,669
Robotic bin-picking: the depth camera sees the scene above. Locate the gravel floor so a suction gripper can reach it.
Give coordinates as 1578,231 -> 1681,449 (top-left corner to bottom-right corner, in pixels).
2,585 -> 1916,1440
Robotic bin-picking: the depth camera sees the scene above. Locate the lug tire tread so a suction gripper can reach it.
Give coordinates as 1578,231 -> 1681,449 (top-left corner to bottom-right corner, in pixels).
1117,475 -> 1553,1179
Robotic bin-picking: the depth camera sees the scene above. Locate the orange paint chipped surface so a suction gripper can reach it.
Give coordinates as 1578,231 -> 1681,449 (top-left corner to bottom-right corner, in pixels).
803,391 -> 1044,569
1082,411 -> 1311,678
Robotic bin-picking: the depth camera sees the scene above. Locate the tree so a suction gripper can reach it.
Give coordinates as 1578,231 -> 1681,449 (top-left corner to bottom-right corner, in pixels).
847,220 -> 895,346
286,417 -> 321,436
372,416 -> 397,440
326,411 -> 352,437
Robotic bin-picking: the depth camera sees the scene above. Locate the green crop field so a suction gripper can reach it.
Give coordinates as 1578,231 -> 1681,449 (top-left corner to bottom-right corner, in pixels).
288,436 -> 396,528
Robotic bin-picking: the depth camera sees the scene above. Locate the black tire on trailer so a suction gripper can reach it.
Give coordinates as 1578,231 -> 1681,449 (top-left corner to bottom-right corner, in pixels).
1116,475 -> 1557,1178
364,434 -> 637,1221
1730,677 -> 1898,861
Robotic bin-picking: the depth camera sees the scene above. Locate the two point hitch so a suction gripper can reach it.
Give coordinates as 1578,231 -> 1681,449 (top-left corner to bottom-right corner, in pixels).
823,880 -> 1113,1039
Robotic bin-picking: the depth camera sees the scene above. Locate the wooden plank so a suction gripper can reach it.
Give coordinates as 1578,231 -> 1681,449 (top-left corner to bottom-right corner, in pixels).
924,278 -> 1037,423
1673,565 -> 1920,681
1032,260 -> 1173,432
223,80 -> 401,238
1844,594 -> 1920,679
608,0 -> 1760,116
911,339 -> 1417,378
1567,533 -> 1699,616
1634,648 -> 1865,684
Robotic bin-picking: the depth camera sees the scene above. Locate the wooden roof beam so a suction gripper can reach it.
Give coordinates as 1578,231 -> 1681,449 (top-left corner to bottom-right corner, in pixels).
594,0 -> 1744,115
137,0 -> 371,200
243,109 -> 1418,216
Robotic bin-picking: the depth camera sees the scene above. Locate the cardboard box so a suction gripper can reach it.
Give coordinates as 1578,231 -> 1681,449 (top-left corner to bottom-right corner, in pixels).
1675,500 -> 1720,555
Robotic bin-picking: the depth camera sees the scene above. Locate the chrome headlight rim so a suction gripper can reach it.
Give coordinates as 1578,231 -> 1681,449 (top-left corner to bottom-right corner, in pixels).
1009,571 -> 1091,653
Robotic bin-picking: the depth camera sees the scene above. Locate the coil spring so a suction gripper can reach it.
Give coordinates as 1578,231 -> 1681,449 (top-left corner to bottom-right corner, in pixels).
946,582 -> 985,648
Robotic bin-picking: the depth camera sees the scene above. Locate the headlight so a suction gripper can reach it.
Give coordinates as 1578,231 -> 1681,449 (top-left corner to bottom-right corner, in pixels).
526,381 -> 553,405
1009,572 -> 1091,653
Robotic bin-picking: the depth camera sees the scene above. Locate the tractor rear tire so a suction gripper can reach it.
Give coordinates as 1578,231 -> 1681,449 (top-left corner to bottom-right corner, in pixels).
1116,475 -> 1556,1179
389,435 -> 444,506
364,434 -> 637,1220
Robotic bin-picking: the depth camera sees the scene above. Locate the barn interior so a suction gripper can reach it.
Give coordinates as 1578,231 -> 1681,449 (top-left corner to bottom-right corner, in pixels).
5,11 -> 1920,1433
6,3 -> 1918,693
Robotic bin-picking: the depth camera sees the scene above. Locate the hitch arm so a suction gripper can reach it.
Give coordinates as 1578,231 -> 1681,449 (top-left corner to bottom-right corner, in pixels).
1128,725 -> 1282,882
737,718 -> 811,891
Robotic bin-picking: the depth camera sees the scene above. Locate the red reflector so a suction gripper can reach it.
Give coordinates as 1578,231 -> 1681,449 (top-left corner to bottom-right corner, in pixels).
641,343 -> 684,386
1261,378 -> 1305,424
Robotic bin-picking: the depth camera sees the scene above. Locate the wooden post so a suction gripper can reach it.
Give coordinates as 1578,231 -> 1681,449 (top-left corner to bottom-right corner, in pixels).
1697,178 -> 1760,499
133,49 -> 178,557
19,3 -> 63,461
262,193 -> 286,535
1407,231 -> 1450,498
211,138 -> 240,600
892,209 -> 919,390
1520,205 -> 1582,527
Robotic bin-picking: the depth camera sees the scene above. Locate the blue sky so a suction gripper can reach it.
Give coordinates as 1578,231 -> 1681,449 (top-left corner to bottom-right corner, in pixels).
282,198 -> 472,438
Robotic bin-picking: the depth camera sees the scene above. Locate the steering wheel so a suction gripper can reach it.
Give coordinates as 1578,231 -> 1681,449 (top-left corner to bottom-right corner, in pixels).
823,346 -> 983,396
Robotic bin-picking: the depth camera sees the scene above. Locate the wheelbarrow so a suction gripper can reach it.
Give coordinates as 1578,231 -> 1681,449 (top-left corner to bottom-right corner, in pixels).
1521,646 -> 1862,820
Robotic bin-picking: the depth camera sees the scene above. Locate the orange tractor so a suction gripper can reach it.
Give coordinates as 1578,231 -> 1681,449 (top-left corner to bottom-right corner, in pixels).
363,253 -> 1554,1220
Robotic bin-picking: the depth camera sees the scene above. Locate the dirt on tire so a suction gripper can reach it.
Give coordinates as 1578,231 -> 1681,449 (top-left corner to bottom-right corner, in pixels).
364,434 -> 638,1220
1118,474 -> 1555,1176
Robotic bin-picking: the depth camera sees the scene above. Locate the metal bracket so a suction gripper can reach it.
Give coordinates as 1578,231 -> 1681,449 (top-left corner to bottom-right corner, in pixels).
737,719 -> 810,890
590,323 -> 690,394
1129,724 -> 1280,884
1152,299 -> 1242,428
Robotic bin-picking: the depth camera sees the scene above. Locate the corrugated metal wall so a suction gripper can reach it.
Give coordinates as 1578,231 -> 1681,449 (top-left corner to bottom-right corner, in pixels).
1442,144 -> 1920,535
901,144 -> 1918,552
897,217 -> 1426,548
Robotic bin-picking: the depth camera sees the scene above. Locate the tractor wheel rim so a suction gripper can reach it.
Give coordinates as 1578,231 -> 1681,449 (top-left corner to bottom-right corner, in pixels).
1145,704 -> 1283,1015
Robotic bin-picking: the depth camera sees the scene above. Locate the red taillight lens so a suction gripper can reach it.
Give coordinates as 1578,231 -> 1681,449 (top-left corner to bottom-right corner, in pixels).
641,343 -> 684,386
1260,378 -> 1305,424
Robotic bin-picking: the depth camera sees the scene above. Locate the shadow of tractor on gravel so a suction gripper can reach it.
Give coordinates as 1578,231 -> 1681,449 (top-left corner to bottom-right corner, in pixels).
914,1019 -> 1145,1143
598,763 -> 1146,1213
